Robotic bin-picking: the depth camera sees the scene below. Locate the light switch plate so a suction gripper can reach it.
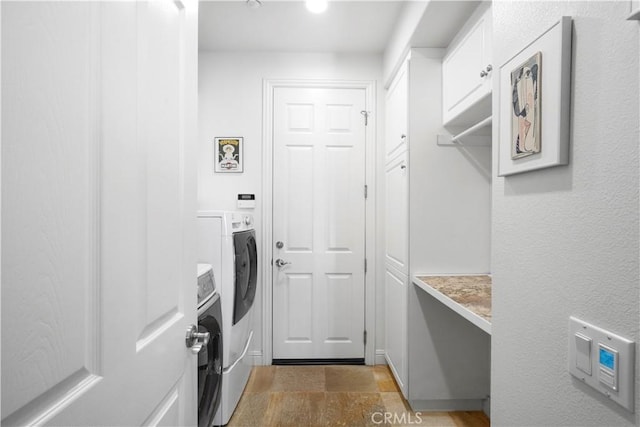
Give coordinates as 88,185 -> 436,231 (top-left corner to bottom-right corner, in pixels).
569,317 -> 635,412
574,333 -> 592,375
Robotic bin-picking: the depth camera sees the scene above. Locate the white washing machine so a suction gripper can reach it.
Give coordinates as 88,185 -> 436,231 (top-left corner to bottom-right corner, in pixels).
197,211 -> 258,426
196,264 -> 223,427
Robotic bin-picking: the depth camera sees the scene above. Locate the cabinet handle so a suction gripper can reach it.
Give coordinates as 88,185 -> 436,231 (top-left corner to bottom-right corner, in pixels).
480,64 -> 493,78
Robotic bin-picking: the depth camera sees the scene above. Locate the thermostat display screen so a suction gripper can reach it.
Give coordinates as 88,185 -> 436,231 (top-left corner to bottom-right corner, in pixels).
599,347 -> 615,370
237,193 -> 256,209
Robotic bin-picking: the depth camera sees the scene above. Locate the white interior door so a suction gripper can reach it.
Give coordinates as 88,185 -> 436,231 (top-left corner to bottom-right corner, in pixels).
1,2 -> 198,426
272,86 -> 366,360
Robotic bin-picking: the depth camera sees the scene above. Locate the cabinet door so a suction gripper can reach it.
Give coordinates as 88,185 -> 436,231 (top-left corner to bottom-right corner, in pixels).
384,267 -> 407,396
442,7 -> 492,125
385,60 -> 408,160
385,151 -> 408,274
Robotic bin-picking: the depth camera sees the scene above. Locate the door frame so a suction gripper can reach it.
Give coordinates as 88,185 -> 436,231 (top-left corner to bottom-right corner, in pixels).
261,79 -> 377,365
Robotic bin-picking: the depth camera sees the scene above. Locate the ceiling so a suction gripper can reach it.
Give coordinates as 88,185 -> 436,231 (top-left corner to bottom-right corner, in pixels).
198,1 -> 406,53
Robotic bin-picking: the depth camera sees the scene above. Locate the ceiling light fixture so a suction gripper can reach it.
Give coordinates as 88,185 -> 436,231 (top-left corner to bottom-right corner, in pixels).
246,0 -> 262,9
306,0 -> 328,14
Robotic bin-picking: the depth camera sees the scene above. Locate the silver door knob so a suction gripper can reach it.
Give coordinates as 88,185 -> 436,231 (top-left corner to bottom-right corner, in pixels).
185,324 -> 209,354
275,258 -> 291,268
276,241 -> 284,249
485,64 -> 493,72
480,70 -> 487,77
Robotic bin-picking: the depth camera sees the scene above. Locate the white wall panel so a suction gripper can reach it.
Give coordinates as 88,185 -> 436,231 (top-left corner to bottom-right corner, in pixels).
491,2 -> 639,425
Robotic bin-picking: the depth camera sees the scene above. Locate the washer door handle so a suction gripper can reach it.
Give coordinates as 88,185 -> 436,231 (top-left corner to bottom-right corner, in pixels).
186,324 -> 209,354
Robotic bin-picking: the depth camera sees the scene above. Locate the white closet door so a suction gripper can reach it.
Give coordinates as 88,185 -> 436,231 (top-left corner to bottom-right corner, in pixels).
1,2 -> 198,425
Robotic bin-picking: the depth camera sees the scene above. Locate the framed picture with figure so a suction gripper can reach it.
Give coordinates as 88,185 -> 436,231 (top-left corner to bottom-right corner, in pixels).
497,17 -> 572,176
511,51 -> 542,160
214,137 -> 243,173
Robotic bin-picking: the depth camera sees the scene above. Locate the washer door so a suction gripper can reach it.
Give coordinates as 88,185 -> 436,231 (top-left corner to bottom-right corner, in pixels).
198,297 -> 223,427
233,230 -> 258,325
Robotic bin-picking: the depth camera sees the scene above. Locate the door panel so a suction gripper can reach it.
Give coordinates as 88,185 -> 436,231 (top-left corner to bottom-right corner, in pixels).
1,3 -> 101,418
384,267 -> 407,395
326,146 -> 357,250
1,2 -> 198,425
385,152 -> 409,274
324,274 -> 357,342
285,274 -> 314,343
139,0 -> 183,346
273,87 -> 366,360
385,61 -> 408,160
284,147 -> 314,251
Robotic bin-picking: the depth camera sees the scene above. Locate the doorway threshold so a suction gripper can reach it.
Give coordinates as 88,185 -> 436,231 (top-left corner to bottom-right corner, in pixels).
272,358 -> 365,366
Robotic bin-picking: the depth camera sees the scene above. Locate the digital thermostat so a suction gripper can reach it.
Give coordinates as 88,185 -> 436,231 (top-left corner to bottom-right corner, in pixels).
237,194 -> 255,209
599,344 -> 619,391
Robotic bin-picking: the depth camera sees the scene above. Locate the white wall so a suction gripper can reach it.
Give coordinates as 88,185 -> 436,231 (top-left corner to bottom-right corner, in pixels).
198,51 -> 385,361
491,1 -> 639,425
382,1 -> 428,87
408,49 -> 491,276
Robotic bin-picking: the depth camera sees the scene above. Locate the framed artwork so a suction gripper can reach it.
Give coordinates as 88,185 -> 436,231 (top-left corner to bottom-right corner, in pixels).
214,137 -> 243,173
498,17 -> 572,176
511,52 -> 541,160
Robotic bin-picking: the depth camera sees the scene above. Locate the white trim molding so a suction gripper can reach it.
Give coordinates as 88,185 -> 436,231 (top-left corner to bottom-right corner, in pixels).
261,79 -> 377,365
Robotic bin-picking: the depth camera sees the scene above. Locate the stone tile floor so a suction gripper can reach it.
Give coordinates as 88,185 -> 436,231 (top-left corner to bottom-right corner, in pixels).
227,365 -> 490,427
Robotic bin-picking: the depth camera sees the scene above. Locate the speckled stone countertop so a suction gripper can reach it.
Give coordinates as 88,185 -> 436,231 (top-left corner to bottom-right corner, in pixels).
413,275 -> 492,334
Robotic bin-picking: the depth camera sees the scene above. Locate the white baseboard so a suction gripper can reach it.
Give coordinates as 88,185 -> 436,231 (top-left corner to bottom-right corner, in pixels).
375,349 -> 386,365
483,396 -> 491,417
409,399 -> 484,412
248,351 -> 264,366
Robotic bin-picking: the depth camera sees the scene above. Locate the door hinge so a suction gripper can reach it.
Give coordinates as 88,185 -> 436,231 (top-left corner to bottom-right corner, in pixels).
364,258 -> 367,273
360,110 -> 369,126
364,185 -> 368,199
363,330 -> 367,346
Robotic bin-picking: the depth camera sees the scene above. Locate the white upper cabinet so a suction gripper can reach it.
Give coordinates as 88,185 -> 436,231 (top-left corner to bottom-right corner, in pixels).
442,5 -> 492,126
385,58 -> 408,161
